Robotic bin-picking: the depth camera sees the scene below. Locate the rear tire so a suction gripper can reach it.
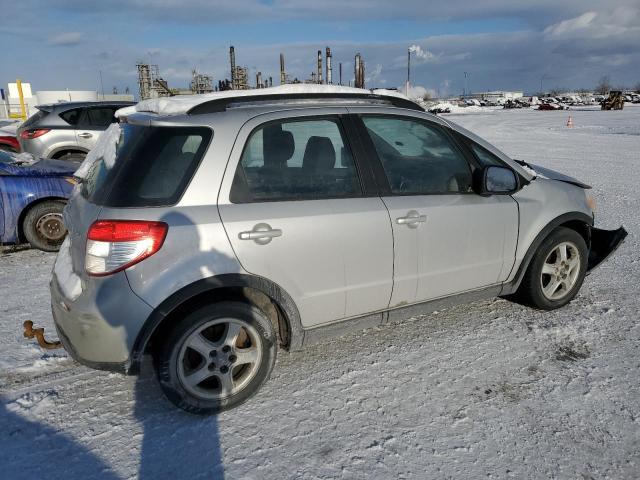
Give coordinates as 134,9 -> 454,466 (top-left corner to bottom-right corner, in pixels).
514,227 -> 588,310
156,301 -> 277,414
57,152 -> 85,162
23,200 -> 68,252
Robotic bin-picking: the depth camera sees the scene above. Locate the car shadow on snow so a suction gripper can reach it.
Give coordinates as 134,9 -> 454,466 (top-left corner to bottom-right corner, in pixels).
0,398 -> 121,480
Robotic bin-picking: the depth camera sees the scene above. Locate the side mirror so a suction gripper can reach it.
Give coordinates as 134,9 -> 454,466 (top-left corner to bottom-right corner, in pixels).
473,166 -> 518,196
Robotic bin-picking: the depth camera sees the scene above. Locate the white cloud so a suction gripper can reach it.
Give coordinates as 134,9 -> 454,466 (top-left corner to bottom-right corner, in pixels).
47,32 -> 83,46
544,11 -> 597,36
402,84 -> 437,100
409,44 -> 435,61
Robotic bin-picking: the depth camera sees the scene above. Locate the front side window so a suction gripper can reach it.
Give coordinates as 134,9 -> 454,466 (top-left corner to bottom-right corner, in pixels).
231,118 -> 361,202
469,142 -> 504,167
362,116 -> 472,195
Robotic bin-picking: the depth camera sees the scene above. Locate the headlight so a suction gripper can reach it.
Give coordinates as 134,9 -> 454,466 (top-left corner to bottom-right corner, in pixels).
586,194 -> 596,212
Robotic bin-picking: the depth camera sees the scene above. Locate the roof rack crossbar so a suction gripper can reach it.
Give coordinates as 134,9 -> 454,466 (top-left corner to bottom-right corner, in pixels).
187,92 -> 424,115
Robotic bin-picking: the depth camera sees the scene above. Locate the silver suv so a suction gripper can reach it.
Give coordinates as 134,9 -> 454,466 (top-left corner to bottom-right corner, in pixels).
50,89 -> 626,414
17,101 -> 134,161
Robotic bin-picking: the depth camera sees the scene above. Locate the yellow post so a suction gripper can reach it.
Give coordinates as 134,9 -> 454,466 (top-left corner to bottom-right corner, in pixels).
16,79 -> 27,120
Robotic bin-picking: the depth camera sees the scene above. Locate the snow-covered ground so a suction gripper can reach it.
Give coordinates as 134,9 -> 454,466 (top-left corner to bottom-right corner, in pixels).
1,107 -> 639,479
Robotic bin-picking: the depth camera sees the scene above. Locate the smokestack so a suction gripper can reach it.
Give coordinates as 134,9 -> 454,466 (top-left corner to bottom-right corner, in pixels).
354,53 -> 365,89
256,71 -> 262,89
406,48 -> 411,95
230,46 -> 236,90
269,76 -> 273,88
317,50 -> 323,84
339,62 -> 342,85
280,53 -> 286,85
326,47 -> 332,85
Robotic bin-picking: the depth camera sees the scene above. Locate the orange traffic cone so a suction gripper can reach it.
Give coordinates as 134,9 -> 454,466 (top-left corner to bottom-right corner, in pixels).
566,115 -> 573,128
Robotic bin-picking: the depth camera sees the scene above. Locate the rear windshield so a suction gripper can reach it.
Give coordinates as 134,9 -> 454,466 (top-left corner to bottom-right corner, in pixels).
81,124 -> 212,207
21,109 -> 48,128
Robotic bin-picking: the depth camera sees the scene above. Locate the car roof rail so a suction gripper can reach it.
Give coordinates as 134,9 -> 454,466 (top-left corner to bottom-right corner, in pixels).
187,92 -> 424,115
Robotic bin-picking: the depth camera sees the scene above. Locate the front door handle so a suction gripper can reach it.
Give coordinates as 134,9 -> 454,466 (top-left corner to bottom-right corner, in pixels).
396,211 -> 426,228
78,132 -> 93,139
239,223 -> 282,245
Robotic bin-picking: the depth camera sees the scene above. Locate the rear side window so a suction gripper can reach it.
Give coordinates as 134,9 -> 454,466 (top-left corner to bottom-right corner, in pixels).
86,107 -> 117,127
60,108 -> 81,126
230,118 -> 361,203
362,116 -> 472,195
82,124 -> 211,207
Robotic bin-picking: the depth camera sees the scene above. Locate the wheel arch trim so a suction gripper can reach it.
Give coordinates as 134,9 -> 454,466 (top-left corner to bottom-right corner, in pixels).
128,273 -> 304,374
502,211 -> 593,295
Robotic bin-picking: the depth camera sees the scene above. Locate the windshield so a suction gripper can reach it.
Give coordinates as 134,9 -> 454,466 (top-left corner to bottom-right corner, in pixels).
81,123 -> 212,207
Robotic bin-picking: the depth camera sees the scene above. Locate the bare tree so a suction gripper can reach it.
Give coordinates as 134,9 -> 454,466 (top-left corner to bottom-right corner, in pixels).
595,76 -> 611,95
634,82 -> 640,93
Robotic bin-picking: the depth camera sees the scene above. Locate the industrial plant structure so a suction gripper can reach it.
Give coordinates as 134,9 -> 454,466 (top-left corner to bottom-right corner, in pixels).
136,63 -> 173,100
135,46 -> 365,100
190,70 -> 214,94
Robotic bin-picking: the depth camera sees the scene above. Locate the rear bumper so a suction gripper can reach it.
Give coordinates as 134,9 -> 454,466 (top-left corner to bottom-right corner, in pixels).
54,319 -> 129,374
587,226 -> 628,271
50,270 -> 152,374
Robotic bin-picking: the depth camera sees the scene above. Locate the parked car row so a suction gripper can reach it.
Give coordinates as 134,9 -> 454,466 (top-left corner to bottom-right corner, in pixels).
17,101 -> 134,161
0,101 -> 133,251
0,121 -> 21,153
0,151 -> 78,251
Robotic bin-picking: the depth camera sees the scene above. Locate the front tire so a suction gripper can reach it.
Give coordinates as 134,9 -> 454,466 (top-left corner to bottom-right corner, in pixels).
23,200 -> 67,252
515,227 -> 588,310
157,301 -> 277,414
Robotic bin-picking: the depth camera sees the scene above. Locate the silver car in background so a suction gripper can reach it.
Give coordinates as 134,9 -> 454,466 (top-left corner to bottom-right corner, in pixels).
17,101 -> 134,161
50,88 -> 626,414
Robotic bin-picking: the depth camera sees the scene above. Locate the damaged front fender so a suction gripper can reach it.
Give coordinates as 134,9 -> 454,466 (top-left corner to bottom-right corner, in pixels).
587,226 -> 628,272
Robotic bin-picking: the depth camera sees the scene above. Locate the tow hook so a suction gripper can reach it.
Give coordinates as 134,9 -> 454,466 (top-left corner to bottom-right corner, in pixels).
23,321 -> 62,350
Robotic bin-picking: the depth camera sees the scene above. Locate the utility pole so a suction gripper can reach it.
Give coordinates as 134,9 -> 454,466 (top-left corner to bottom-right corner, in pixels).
540,74 -> 547,94
463,71 -> 470,97
99,70 -> 105,99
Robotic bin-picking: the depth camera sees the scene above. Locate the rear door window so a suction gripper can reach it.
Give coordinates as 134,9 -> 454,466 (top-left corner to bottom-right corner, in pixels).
82,124 -> 212,207
230,118 -> 361,202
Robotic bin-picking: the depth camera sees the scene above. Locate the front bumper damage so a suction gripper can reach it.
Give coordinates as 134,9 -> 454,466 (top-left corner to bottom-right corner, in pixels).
587,226 -> 628,272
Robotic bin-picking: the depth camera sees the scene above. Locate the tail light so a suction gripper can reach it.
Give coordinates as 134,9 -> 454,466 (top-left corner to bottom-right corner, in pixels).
86,220 -> 168,276
20,129 -> 50,140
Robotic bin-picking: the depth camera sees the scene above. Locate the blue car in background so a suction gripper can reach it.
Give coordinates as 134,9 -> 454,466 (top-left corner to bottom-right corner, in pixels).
0,151 -> 77,251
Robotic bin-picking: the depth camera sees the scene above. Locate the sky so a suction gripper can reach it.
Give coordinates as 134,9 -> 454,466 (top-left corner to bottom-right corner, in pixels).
1,0 -> 639,98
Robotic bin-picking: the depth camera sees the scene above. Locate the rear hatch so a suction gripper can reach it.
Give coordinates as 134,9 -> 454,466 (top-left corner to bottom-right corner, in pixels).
63,122 -> 212,283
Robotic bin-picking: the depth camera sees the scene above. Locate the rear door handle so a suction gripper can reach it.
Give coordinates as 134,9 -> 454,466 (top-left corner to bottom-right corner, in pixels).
239,223 -> 282,244
78,132 -> 93,138
396,211 -> 426,228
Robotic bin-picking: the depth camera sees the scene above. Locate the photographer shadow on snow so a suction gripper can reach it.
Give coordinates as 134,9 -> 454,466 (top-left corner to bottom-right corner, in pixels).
94,210 -> 237,479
